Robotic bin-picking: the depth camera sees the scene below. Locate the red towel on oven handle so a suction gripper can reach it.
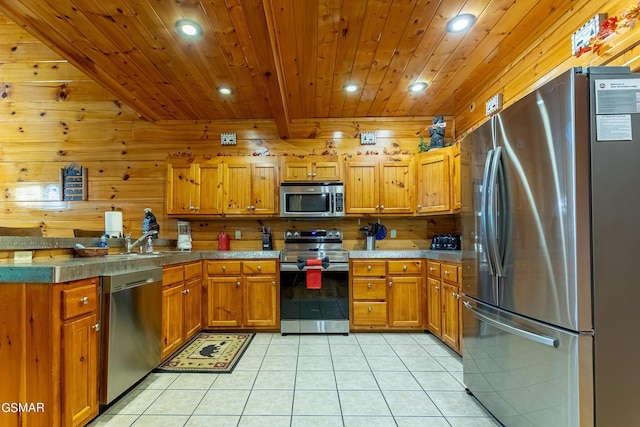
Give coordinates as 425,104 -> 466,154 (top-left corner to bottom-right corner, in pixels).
306,258 -> 322,289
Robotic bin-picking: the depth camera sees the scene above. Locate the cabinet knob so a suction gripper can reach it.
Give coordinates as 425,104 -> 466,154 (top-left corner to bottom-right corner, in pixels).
367,265 -> 372,271
236,281 -> 241,287
80,296 -> 89,305
429,267 -> 435,272
257,265 -> 262,271
417,204 -> 421,209
368,306 -> 372,312
375,205 -> 380,209
308,172 -> 313,177
250,205 -> 255,210
92,323 -> 100,331
380,205 -> 384,210
445,270 -> 450,275
367,283 -> 372,288
435,285 -> 439,290
272,281 -> 276,286
311,173 -> 316,177
222,265 -> 226,271
403,265 -> 407,271
388,281 -> 393,287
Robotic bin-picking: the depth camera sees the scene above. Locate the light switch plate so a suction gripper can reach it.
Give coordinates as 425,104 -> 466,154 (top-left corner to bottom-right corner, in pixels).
390,229 -> 396,239
235,230 -> 241,239
360,131 -> 376,145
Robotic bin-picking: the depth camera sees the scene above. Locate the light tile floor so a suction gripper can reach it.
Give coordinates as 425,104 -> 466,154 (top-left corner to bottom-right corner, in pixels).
89,332 -> 501,427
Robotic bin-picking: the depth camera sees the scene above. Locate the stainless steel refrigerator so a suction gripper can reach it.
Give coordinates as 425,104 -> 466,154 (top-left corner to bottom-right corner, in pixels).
461,66 -> 640,427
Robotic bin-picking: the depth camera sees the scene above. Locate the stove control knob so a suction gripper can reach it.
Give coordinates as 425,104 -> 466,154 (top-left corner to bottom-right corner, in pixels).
285,231 -> 292,237
334,231 -> 341,238
293,231 -> 300,237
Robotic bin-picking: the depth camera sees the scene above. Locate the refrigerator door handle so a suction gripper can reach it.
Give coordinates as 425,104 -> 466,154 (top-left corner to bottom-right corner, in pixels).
481,149 -> 496,276
464,301 -> 559,348
486,147 -> 504,277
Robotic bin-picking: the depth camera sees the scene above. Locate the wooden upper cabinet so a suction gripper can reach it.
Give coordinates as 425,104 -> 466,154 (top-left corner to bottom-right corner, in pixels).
167,160 -> 223,215
281,156 -> 342,182
223,159 -> 279,215
345,156 -> 414,215
417,148 -> 451,214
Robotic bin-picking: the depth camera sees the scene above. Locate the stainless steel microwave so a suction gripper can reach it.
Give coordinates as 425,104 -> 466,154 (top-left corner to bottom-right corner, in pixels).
280,182 -> 345,217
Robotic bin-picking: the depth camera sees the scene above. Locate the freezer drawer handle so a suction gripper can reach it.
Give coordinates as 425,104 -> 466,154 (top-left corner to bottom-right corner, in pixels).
464,301 -> 559,348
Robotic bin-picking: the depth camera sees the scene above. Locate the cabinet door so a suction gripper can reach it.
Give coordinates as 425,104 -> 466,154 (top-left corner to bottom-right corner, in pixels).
313,161 -> 341,181
451,143 -> 462,211
251,162 -> 279,215
388,275 -> 422,327
183,276 -> 202,341
162,283 -> 184,359
282,160 -> 314,181
166,163 -> 196,215
442,282 -> 461,351
244,275 -> 278,327
62,313 -> 99,427
197,162 -> 224,214
379,160 -> 415,214
417,149 -> 451,214
207,276 -> 242,327
345,161 -> 379,214
223,162 -> 252,214
426,277 -> 442,336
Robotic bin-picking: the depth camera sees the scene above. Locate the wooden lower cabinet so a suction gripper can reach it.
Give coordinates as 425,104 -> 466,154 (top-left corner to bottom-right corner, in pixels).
161,261 -> 203,360
426,260 -> 462,354
0,278 -> 99,427
206,259 -> 279,329
351,259 -> 424,330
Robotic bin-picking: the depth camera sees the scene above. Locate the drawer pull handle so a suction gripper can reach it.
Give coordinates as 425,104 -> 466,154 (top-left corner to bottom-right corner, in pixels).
80,297 -> 89,305
92,323 -> 100,332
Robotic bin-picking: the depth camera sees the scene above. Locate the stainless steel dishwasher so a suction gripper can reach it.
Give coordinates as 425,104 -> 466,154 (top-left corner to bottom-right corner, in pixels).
99,267 -> 163,405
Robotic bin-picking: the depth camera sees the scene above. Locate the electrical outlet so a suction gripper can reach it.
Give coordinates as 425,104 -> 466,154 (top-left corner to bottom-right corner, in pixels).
390,229 -> 397,239
221,132 -> 237,146
14,251 -> 33,262
235,230 -> 241,239
485,93 -> 503,116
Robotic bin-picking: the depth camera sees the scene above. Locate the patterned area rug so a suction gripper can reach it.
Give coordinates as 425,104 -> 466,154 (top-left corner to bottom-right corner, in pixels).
156,332 -> 254,373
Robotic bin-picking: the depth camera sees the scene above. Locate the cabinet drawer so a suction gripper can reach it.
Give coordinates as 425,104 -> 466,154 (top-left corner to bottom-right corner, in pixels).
207,260 -> 242,275
351,260 -> 386,276
243,260 -> 277,275
427,261 -> 441,278
184,261 -> 202,280
61,284 -> 97,320
163,265 -> 184,286
352,302 -> 387,326
388,260 -> 422,275
441,264 -> 459,284
352,278 -> 387,300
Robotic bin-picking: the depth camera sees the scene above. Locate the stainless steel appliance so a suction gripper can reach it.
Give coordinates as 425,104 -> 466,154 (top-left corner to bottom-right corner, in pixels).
99,268 -> 162,405
461,66 -> 640,426
280,229 -> 349,334
280,182 -> 345,217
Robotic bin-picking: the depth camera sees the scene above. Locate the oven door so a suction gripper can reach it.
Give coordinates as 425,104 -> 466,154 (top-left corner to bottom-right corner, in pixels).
280,263 -> 349,334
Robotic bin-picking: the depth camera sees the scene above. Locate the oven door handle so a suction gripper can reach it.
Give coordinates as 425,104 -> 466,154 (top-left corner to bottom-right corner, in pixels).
280,263 -> 349,272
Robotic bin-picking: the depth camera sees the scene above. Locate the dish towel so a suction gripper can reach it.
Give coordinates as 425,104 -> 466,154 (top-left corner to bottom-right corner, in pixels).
306,258 -> 323,289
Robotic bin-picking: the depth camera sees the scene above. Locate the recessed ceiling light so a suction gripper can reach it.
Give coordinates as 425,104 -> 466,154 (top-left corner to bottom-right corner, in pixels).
217,86 -> 233,95
409,82 -> 428,93
343,83 -> 360,93
176,19 -> 202,38
446,13 -> 476,33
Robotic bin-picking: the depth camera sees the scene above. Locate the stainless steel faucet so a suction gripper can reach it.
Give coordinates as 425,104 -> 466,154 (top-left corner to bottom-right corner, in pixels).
124,230 -> 158,253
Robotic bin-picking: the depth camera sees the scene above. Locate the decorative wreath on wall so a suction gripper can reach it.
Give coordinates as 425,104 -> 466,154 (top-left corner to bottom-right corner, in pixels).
575,3 -> 640,57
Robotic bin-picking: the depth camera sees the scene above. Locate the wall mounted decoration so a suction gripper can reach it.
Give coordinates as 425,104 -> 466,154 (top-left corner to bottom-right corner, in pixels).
60,162 -> 87,201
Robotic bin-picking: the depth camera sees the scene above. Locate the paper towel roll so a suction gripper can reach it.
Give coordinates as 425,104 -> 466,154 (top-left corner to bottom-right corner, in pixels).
105,211 -> 123,238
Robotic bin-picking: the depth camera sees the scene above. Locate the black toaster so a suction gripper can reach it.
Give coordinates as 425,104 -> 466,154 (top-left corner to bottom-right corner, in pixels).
430,234 -> 461,250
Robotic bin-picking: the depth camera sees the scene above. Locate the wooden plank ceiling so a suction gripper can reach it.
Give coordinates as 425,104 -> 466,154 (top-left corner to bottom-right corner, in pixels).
0,0 -> 578,138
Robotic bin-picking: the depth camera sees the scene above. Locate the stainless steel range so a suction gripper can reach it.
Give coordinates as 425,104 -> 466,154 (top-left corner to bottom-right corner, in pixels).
280,229 -> 349,334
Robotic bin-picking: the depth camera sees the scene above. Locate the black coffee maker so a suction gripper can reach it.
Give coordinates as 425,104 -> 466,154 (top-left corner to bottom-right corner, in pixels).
261,226 -> 273,250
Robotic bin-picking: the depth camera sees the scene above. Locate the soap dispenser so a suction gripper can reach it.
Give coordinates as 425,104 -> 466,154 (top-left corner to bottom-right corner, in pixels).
145,235 -> 154,253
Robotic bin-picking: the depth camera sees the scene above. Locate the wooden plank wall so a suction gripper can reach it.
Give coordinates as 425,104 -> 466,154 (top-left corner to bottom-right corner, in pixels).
455,0 -> 640,134
2,2 -> 640,248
